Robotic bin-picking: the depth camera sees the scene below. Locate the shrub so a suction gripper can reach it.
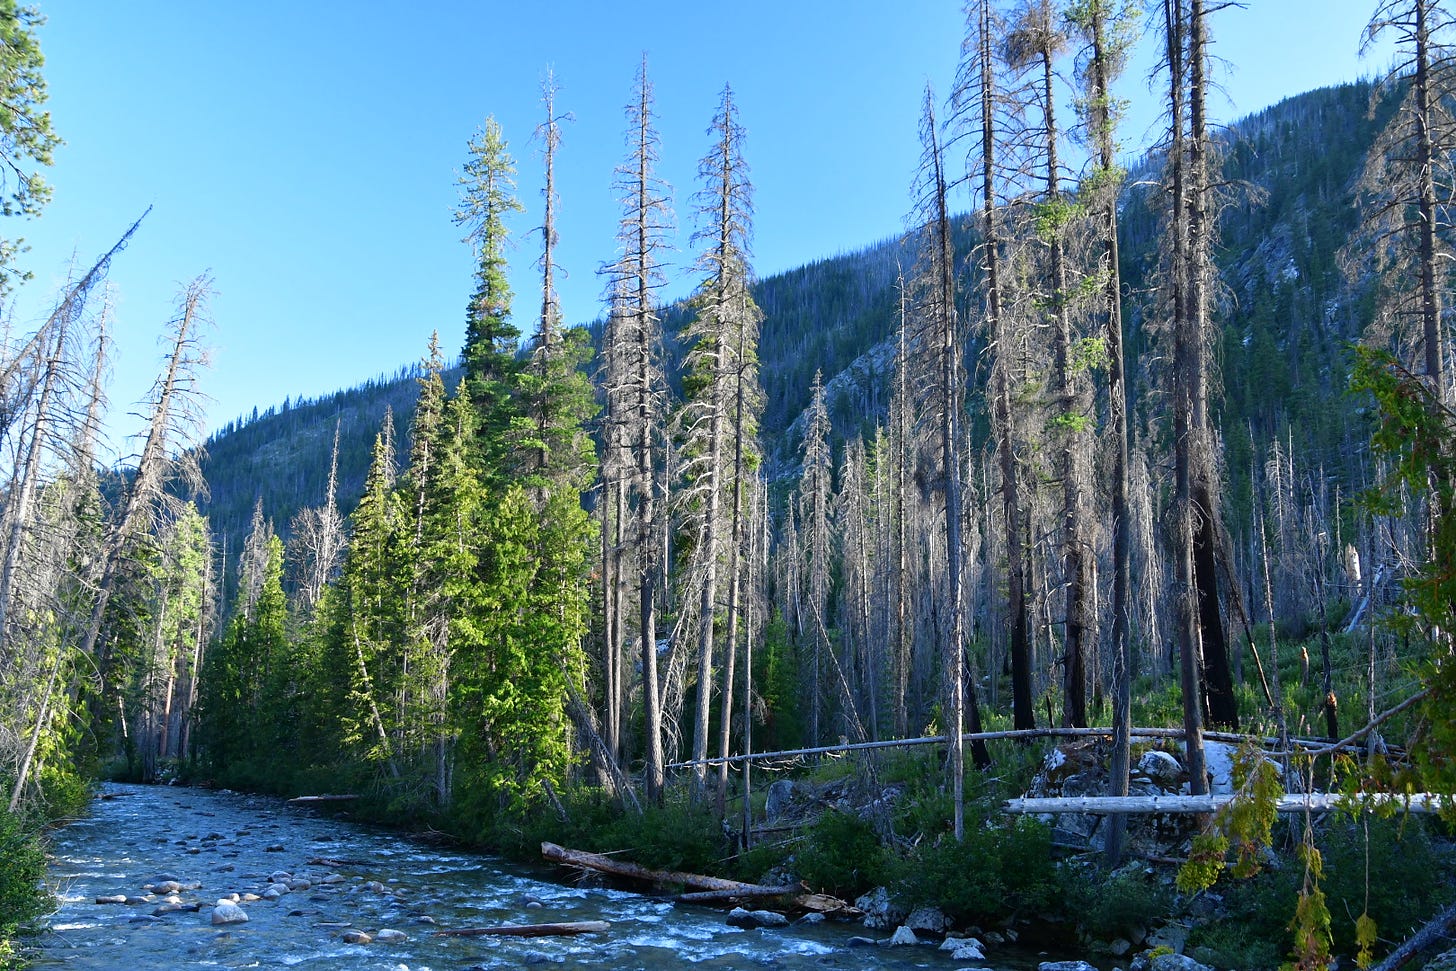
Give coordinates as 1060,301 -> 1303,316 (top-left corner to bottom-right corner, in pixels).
897,815 -> 1055,924
0,807 -> 50,969
794,810 -> 889,898
1060,865 -> 1173,940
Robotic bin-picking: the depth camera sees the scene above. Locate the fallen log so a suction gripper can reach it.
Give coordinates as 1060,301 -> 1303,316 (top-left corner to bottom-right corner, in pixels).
288,794 -> 359,803
674,885 -> 802,904
541,842 -> 856,916
1371,901 -> 1456,971
541,841 -> 772,893
1005,792 -> 1455,815
435,920 -> 610,938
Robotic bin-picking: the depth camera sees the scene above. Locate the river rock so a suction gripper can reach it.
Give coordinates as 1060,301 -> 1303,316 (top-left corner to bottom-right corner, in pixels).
726,907 -> 789,929
796,912 -> 825,926
152,902 -> 201,915
846,936 -> 880,948
150,880 -> 183,894
95,895 -> 127,904
855,886 -> 907,930
1146,922 -> 1190,954
341,929 -> 372,944
151,872 -> 182,884
124,896 -> 150,905
261,885 -> 287,900
1039,963 -> 1098,971
265,844 -> 286,853
1150,954 -> 1214,971
319,872 -> 346,884
904,905 -> 950,934
268,870 -> 292,883
941,936 -> 984,952
211,900 -> 248,925
374,928 -> 408,942
951,941 -> 986,961
889,925 -> 919,946
364,880 -> 386,893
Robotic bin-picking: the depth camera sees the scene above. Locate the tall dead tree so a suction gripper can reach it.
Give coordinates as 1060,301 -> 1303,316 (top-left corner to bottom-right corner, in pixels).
913,87 -> 992,839
954,0 -> 1036,732
1161,0 -> 1209,789
602,56 -> 674,802
679,85 -> 761,800
1360,0 -> 1455,404
1006,0 -> 1095,729
80,277 -> 210,671
1069,0 -> 1140,863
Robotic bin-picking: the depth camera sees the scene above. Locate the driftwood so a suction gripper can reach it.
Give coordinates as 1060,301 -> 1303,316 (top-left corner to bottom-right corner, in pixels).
288,794 -> 359,803
1005,793 -> 1455,815
435,920 -> 610,938
541,842 -> 854,915
674,885 -> 803,904
541,841 -> 782,893
1371,901 -> 1456,971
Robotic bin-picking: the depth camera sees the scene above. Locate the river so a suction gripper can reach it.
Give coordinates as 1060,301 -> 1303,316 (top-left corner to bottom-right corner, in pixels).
35,782 -> 1061,970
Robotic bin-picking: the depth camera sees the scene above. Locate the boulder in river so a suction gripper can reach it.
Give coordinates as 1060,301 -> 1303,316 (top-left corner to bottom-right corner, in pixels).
1149,954 -> 1214,971
341,929 -> 372,944
149,880 -> 183,894
1039,963 -> 1098,971
904,905 -> 950,934
211,900 -> 249,925
95,895 -> 127,905
888,925 -> 919,946
374,928 -> 408,942
726,907 -> 790,929
854,886 -> 906,931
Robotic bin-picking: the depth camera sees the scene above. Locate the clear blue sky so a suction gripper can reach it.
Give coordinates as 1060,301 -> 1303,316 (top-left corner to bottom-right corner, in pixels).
12,1 -> 1394,449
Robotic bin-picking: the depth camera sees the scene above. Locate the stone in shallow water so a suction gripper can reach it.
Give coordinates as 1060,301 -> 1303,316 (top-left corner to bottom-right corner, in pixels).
374,928 -> 408,942
211,900 -> 248,925
341,929 -> 372,944
726,906 -> 789,929
888,925 -> 919,946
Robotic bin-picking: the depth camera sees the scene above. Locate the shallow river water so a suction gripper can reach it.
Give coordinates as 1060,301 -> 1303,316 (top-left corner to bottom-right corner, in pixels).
36,782 -> 1062,970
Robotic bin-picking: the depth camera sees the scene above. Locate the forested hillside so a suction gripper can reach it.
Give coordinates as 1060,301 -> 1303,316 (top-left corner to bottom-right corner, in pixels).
201,81 -> 1380,564
6,3 -> 1456,968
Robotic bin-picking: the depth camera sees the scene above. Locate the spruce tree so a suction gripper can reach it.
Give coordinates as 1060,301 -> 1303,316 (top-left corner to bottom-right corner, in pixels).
455,117 -> 525,481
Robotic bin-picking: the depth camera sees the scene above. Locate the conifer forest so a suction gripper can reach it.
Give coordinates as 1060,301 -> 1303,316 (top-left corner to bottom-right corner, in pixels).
4,2 -> 1456,968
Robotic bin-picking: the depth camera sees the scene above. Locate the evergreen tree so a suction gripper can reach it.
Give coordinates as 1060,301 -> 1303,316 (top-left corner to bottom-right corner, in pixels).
455,117 -> 525,480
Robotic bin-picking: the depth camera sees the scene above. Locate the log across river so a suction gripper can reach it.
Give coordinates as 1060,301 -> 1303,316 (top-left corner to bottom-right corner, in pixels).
37,782 -> 1076,969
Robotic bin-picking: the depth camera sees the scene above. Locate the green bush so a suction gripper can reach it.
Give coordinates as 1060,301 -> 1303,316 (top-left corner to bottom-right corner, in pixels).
0,807 -> 50,969
794,810 -> 889,898
1060,865 -> 1173,940
897,815 -> 1055,923
1188,815 -> 1452,969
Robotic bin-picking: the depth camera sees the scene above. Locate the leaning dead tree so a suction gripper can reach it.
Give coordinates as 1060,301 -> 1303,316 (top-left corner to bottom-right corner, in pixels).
80,277 -> 211,671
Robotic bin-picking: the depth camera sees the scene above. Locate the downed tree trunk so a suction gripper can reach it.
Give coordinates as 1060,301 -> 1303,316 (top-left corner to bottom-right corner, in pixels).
541,841 -> 857,916
1005,793 -> 1454,815
541,841 -> 775,894
435,921 -> 610,938
1371,901 -> 1456,971
674,886 -> 801,904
